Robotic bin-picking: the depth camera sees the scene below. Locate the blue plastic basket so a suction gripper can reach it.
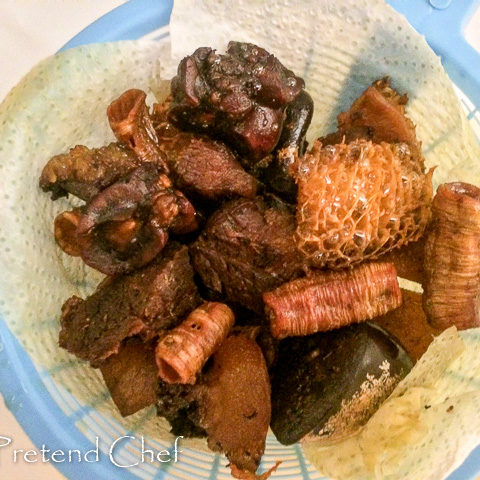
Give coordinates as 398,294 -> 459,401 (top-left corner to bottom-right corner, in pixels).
2,0 -> 480,479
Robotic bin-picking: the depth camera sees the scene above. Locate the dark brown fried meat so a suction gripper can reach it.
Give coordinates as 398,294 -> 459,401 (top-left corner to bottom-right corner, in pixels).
264,262 -> 402,339
169,42 -> 304,161
321,78 -> 421,156
190,197 -> 304,314
99,337 -> 158,416
197,334 -> 271,478
107,89 -> 169,172
59,244 -> 201,366
152,104 -> 257,200
423,182 -> 480,330
73,164 -> 198,275
39,143 -> 141,201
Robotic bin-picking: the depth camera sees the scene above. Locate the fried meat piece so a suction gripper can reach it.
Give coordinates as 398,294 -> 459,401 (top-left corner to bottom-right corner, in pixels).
59,244 -> 201,366
169,42 -> 304,161
423,182 -> 480,330
321,78 -> 421,156
190,197 -> 304,314
197,334 -> 272,479
264,262 -> 402,339
152,103 -> 257,200
39,143 -> 141,201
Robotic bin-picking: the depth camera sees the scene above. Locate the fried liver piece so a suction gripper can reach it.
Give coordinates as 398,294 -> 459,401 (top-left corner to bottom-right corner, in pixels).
264,262 -> 402,339
374,289 -> 442,362
321,78 -> 421,156
423,182 -> 480,330
197,334 -> 271,479
270,323 -> 412,445
99,337 -> 158,416
59,243 -> 201,366
190,197 -> 304,314
296,139 -> 433,269
152,104 -> 257,200
169,42 -> 304,161
39,143 -> 141,201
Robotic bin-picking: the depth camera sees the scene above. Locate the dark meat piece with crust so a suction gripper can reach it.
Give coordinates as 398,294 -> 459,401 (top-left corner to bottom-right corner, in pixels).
152,103 -> 257,200
320,78 -> 421,157
197,333 -> 272,479
99,337 -> 158,417
65,164 -> 198,275
157,381 -> 206,438
254,90 -> 314,202
59,243 -> 201,367
190,197 -> 304,314
39,143 -> 141,201
169,42 -> 304,161
107,89 -> 169,172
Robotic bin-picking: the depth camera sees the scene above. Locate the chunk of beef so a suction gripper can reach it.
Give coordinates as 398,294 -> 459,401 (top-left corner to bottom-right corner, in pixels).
152,103 -> 257,200
169,42 -> 304,161
197,334 -> 271,478
39,143 -> 141,201
59,243 -> 201,366
190,197 -> 304,314
99,337 -> 158,416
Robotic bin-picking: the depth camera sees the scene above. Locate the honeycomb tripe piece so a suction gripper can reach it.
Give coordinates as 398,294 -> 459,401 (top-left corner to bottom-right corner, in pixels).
295,139 -> 433,268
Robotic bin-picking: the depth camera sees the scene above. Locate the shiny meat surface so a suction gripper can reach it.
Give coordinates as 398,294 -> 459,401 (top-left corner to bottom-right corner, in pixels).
296,139 -> 433,268
169,42 -> 304,161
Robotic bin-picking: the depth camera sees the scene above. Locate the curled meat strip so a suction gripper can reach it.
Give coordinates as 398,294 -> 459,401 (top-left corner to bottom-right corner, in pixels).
107,89 -> 169,171
197,334 -> 274,479
264,262 -> 402,339
423,182 -> 480,330
54,209 -> 83,256
169,42 -> 304,161
156,302 -> 234,384
69,164 -> 197,275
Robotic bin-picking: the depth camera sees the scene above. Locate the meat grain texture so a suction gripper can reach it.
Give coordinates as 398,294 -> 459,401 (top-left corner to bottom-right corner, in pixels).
190,197 -> 304,314
59,244 -> 201,366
